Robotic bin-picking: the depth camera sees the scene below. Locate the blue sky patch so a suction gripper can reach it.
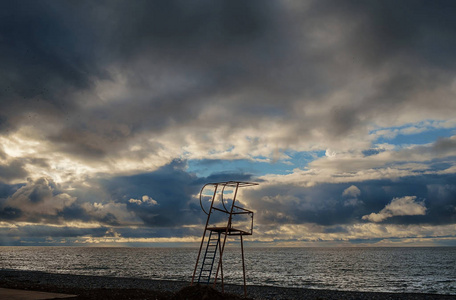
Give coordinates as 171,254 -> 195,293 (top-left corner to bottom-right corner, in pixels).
187,150 -> 325,177
372,123 -> 455,146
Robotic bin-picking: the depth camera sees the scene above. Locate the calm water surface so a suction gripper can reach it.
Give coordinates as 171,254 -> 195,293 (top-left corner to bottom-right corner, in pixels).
0,247 -> 455,295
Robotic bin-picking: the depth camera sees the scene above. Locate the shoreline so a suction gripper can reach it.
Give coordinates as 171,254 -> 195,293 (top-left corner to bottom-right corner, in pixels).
1,269 -> 455,300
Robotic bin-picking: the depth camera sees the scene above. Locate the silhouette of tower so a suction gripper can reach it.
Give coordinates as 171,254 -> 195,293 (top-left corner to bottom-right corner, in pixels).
191,181 -> 257,297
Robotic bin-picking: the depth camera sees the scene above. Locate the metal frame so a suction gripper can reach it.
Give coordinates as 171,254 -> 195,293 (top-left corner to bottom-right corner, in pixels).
191,181 -> 258,297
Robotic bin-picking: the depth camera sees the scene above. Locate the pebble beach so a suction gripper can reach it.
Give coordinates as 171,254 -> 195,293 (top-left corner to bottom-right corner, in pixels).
1,269 -> 456,300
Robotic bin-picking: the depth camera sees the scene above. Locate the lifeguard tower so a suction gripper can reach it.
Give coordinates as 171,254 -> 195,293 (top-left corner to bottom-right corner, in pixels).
191,181 -> 257,297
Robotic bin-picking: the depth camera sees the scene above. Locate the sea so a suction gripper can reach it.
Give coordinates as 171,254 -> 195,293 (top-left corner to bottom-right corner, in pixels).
0,247 -> 455,295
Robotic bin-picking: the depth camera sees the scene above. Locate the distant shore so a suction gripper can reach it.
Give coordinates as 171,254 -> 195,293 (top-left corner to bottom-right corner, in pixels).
1,269 -> 455,300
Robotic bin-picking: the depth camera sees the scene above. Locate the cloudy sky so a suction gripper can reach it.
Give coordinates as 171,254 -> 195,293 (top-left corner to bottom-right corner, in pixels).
1,0 -> 456,247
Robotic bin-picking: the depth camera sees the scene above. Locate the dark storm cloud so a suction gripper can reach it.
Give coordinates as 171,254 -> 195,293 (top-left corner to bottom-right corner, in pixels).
1,224 -> 108,239
0,177 -> 117,227
308,0 -> 456,68
0,206 -> 22,220
100,159 -> 254,227
4,163 -> 452,229
0,182 -> 24,200
2,0 -> 456,245
0,158 -> 254,227
0,0 -> 290,160
0,177 -> 77,223
100,159 -> 197,226
433,136 -> 456,153
248,174 -> 456,226
197,171 -> 256,185
0,224 -> 200,246
0,1 -> 108,132
114,226 -> 200,239
249,183 -> 366,226
2,0 -> 456,159
300,0 -> 456,137
0,148 -> 50,183
0,224 -> 113,246
0,159 -> 28,182
109,0 -> 275,54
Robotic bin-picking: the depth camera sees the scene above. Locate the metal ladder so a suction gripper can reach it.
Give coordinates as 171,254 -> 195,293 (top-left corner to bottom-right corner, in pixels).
197,231 -> 221,284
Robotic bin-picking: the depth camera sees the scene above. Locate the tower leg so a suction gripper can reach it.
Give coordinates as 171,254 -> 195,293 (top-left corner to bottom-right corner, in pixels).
218,232 -> 224,292
213,231 -> 228,289
241,234 -> 247,298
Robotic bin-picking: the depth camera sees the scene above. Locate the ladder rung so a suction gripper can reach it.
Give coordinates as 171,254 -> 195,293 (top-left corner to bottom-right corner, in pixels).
202,258 -> 214,261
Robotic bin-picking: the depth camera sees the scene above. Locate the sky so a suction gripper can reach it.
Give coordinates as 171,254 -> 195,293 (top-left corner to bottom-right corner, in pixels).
1,0 -> 456,247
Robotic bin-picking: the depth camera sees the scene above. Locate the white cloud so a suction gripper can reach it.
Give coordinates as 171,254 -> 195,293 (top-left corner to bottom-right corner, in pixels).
342,185 -> 362,206
128,195 -> 158,206
128,198 -> 142,205
142,195 -> 158,205
84,201 -> 140,225
325,148 -> 337,158
342,185 -> 361,198
362,196 -> 427,222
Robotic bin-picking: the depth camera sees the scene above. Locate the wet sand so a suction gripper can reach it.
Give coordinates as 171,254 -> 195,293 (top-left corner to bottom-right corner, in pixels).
1,269 -> 455,300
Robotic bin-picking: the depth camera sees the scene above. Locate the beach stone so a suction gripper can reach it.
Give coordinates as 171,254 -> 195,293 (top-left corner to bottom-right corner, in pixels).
174,284 -> 248,300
